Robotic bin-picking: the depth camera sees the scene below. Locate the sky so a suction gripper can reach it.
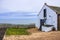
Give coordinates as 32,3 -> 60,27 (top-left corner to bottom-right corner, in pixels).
0,0 -> 60,13
0,0 -> 60,25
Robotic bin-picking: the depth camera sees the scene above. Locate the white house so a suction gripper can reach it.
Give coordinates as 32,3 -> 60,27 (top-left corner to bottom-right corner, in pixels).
37,3 -> 60,32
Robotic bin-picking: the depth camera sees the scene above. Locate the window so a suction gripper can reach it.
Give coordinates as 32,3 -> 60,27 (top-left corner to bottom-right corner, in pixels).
44,9 -> 46,17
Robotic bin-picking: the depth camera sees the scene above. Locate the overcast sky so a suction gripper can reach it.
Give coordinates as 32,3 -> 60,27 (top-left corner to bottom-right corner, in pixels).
0,0 -> 60,13
0,0 -> 60,24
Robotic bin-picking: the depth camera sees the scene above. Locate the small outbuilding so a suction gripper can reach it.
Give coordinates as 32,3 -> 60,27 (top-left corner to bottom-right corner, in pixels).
38,3 -> 60,32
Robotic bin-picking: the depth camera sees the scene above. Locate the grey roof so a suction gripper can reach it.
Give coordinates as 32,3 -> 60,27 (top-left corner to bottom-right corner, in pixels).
38,3 -> 60,16
48,5 -> 60,14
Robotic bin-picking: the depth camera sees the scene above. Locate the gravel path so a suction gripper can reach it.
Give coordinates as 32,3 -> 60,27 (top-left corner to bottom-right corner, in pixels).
3,31 -> 60,40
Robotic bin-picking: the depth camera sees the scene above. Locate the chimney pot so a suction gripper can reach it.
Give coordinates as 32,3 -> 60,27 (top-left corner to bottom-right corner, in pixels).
45,3 -> 47,5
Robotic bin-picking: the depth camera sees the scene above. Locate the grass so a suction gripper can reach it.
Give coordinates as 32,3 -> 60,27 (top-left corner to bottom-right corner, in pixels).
5,27 -> 30,35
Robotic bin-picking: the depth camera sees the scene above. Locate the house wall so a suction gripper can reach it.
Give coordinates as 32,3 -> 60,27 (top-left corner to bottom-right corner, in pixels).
38,4 -> 57,30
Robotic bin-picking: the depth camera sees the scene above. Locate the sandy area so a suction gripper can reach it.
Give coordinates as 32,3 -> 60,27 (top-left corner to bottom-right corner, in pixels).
3,28 -> 60,40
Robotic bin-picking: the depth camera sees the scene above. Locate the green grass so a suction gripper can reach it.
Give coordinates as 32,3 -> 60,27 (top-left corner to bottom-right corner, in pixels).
5,27 -> 30,35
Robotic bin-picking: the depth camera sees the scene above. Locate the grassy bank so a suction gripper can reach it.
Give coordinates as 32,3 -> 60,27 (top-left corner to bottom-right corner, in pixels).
5,28 -> 30,35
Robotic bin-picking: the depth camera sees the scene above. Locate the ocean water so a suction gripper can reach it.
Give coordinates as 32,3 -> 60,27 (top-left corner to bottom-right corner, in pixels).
0,12 -> 38,25
0,19 -> 38,24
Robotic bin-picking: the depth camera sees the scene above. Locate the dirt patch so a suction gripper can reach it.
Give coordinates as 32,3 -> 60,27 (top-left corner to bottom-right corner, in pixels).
3,31 -> 60,40
27,28 -> 39,33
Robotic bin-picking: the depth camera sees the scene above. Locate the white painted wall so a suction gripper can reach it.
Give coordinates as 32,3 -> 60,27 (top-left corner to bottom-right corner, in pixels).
42,26 -> 53,32
38,4 -> 57,31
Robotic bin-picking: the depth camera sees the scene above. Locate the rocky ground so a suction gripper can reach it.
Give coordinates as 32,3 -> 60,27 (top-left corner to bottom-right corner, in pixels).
3,28 -> 60,40
0,28 -> 7,40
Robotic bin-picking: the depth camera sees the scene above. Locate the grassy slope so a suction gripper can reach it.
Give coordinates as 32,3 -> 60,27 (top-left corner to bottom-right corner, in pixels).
5,28 -> 30,35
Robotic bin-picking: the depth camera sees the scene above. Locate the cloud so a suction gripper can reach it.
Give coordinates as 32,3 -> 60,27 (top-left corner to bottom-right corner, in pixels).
0,0 -> 45,13
0,0 -> 60,13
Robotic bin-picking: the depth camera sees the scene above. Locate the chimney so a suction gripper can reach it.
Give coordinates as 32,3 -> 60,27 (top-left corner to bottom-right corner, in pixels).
44,3 -> 47,5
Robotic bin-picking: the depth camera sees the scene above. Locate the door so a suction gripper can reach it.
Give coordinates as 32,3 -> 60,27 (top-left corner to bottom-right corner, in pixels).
39,19 -> 45,31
